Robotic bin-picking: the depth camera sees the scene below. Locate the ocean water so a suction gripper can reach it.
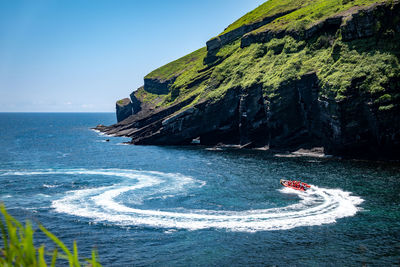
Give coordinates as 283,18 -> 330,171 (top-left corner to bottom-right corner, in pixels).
0,113 -> 399,266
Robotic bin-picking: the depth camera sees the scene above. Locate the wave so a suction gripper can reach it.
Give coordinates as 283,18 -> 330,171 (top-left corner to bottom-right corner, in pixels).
2,169 -> 363,232
92,129 -> 115,137
36,193 -> 51,198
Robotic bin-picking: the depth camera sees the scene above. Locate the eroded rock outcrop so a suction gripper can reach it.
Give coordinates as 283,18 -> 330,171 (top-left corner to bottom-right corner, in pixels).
115,91 -> 143,122
116,98 -> 133,122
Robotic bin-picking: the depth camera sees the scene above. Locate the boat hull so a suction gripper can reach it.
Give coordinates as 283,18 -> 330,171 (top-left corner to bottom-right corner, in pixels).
280,179 -> 310,191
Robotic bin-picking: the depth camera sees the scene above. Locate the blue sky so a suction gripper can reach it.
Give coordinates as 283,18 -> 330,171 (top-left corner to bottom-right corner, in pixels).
0,0 -> 265,112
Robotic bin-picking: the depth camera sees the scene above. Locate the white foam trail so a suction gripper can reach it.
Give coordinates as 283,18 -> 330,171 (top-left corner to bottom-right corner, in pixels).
3,169 -> 363,232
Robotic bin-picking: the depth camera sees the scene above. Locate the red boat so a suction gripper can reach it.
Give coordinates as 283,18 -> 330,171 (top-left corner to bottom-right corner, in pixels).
280,179 -> 311,191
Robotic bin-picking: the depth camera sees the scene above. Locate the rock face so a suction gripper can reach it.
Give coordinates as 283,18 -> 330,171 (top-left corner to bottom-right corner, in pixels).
99,1 -> 400,160
135,88 -> 242,145
341,1 -> 400,41
267,72 -> 322,149
144,78 -> 174,95
116,98 -> 133,122
140,85 -> 268,147
319,77 -> 400,158
115,91 -> 143,123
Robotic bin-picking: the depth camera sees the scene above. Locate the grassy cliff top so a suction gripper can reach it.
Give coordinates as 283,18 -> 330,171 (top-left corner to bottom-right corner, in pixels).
251,0 -> 385,34
117,98 -> 131,106
143,0 -> 381,84
144,47 -> 207,81
220,0 -> 311,35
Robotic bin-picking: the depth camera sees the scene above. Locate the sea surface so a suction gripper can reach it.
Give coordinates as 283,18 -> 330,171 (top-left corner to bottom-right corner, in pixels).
1,113 -> 399,266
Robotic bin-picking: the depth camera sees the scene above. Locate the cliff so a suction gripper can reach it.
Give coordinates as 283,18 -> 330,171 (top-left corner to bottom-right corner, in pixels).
98,0 -> 400,160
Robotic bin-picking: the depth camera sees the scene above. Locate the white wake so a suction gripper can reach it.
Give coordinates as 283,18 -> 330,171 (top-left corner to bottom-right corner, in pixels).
4,169 -> 363,232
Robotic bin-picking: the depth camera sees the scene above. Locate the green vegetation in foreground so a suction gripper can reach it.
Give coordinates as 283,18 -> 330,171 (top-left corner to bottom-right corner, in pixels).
252,0 -> 385,33
144,47 -> 207,81
0,204 -> 101,267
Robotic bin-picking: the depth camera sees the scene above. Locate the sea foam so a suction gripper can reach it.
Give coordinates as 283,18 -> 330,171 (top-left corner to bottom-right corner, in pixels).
8,168 -> 363,232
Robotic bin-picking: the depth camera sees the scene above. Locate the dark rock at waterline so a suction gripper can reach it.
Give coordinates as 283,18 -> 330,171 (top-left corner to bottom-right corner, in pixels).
267,72 -> 322,150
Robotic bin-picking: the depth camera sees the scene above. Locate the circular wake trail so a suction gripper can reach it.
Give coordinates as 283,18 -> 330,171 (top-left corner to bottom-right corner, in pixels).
3,169 -> 364,232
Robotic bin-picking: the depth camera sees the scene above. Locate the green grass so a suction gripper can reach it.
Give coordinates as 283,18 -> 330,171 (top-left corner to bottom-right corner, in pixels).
0,204 -> 101,267
144,47 -> 207,81
251,0 -> 385,34
135,87 -> 167,107
142,47 -> 208,108
219,0 -> 381,36
117,99 -> 130,106
220,0 -> 313,35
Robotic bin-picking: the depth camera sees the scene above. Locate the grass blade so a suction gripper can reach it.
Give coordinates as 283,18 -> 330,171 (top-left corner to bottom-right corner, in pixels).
73,241 -> 81,267
38,245 -> 47,267
39,224 -> 74,266
50,248 -> 58,267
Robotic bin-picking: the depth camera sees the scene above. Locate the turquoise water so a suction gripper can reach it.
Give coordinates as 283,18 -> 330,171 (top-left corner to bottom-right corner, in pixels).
1,113 -> 399,265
